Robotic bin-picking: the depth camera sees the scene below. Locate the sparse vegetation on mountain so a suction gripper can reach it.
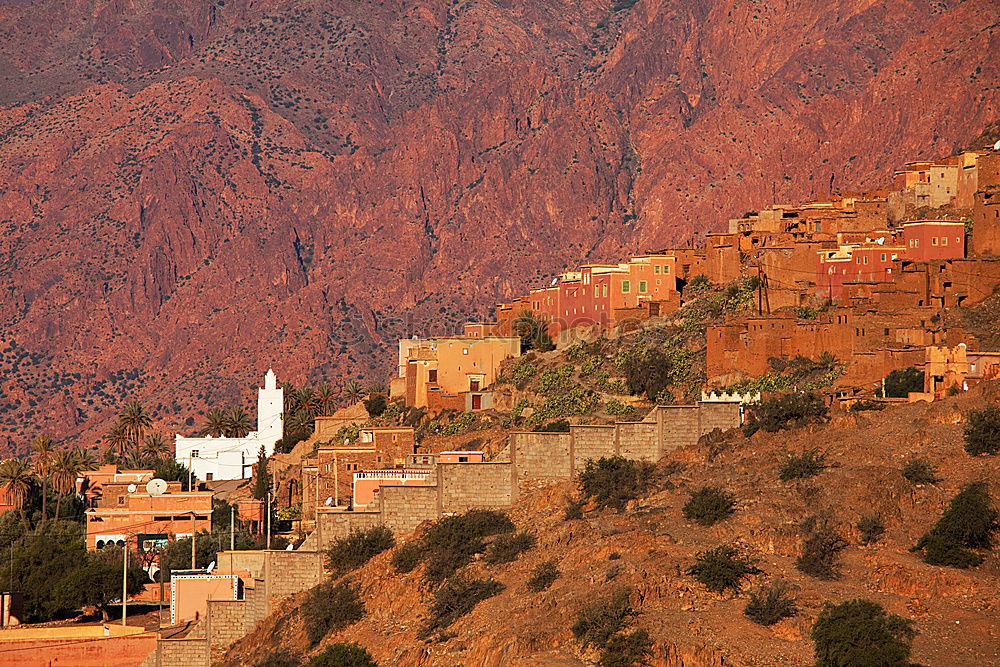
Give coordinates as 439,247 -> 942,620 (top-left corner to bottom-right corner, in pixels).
857,514 -> 886,545
687,544 -> 761,594
571,587 -> 636,650
579,457 -> 659,511
682,486 -> 736,526
326,526 -> 395,577
779,447 -> 828,481
485,531 -> 535,565
422,575 -> 503,636
901,457 -> 940,485
796,520 -> 848,580
744,392 -> 828,436
963,404 -> 1000,456
527,560 -> 560,592
301,581 -> 365,645
912,481 -> 998,568
811,599 -> 915,667
514,311 -> 555,352
400,510 -> 516,583
309,643 -> 377,667
390,542 -> 423,574
879,367 -> 924,399
743,580 -> 797,626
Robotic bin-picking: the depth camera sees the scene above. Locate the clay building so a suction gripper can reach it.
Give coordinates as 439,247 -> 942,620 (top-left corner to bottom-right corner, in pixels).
85,484 -> 213,552
77,465 -> 156,508
900,221 -> 966,262
398,335 -> 521,409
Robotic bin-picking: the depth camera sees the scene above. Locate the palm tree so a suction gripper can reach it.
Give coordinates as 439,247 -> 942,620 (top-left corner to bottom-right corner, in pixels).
30,434 -> 55,520
316,384 -> 336,416
140,433 -> 170,461
343,380 -> 363,404
202,408 -> 228,437
119,400 -> 152,455
0,458 -> 35,530
50,449 -> 83,522
105,420 -> 131,460
281,381 -> 299,415
225,406 -> 254,438
73,448 -> 98,472
294,387 -> 317,418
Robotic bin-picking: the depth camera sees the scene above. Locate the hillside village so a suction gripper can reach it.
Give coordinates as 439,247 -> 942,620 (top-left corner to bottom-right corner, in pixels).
1,142 -> 1000,666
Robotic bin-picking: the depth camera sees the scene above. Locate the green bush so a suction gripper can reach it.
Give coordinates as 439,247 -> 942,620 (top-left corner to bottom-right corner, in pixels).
527,560 -> 560,592
514,312 -> 555,352
686,544 -> 760,594
812,599 -> 915,667
744,392 -> 828,436
256,652 -> 302,667
417,510 -> 516,582
912,482 -> 998,568
850,399 -> 886,412
508,357 -> 538,388
326,526 -> 394,577
571,588 -> 635,649
301,581 -> 365,645
423,575 -> 503,635
308,643 -> 377,667
391,541 -> 423,573
534,419 -> 571,432
579,457 -> 658,511
779,448 -> 828,482
620,346 -> 691,402
901,458 -> 940,485
796,522 -> 848,580
539,366 -> 574,394
682,486 -> 736,526
795,306 -> 819,319
564,498 -> 585,520
485,531 -> 535,565
880,367 -> 924,399
605,399 -> 632,416
687,274 -> 711,291
599,629 -> 653,667
363,393 -> 388,417
963,404 -> 1000,456
743,580 -> 797,626
857,514 -> 886,545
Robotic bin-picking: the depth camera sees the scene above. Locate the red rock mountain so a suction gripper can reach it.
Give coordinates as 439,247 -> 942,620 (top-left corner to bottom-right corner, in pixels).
0,0 -> 996,452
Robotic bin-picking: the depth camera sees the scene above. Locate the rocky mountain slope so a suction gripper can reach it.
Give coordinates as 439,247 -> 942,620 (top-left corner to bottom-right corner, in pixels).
0,0 -> 997,452
221,386 -> 1000,666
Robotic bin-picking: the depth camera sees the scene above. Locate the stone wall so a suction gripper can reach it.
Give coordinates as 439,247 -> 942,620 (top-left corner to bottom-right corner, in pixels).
154,638 -> 209,667
439,463 -> 514,513
571,426 -> 616,473
380,484 -> 439,535
511,432 -> 572,482
265,550 -> 324,602
657,406 -> 701,454
616,422 -> 658,460
207,600 -> 250,662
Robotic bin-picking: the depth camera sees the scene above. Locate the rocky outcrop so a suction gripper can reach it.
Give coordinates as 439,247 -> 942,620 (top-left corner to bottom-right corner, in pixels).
0,0 -> 997,449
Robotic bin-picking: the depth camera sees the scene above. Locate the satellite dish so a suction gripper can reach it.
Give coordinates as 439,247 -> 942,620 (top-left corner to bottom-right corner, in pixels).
993,139 -> 1000,151
145,478 -> 168,496
324,497 -> 333,506
285,543 -> 294,551
127,483 -> 137,493
206,561 -> 216,573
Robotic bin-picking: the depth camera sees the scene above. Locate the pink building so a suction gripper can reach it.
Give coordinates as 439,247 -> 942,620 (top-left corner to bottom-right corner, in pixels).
170,571 -> 242,624
901,221 -> 965,262
352,469 -> 433,507
816,244 -> 902,300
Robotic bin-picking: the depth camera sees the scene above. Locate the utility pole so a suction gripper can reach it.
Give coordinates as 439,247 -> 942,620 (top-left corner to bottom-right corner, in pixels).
757,265 -> 763,316
266,492 -> 272,550
230,506 -> 235,552
190,513 -> 196,569
334,454 -> 339,507
121,543 -> 128,626
315,468 -> 322,549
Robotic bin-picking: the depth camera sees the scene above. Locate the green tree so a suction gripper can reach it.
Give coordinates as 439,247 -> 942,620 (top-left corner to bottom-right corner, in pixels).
253,445 -> 270,501
309,643 -> 377,667
316,384 -> 337,416
50,449 -> 83,522
811,599 -> 915,667
2,521 -> 87,621
153,458 -> 193,491
225,406 -> 254,438
881,367 -> 924,399
70,546 -> 148,621
30,435 -> 55,521
963,404 -> 1000,456
344,380 -> 364,404
202,408 -> 228,437
912,481 -> 998,568
119,400 -> 152,455
140,433 -> 170,461
363,394 -> 388,417
105,421 -> 131,461
514,311 -> 555,352
0,458 -> 35,530
294,387 -> 317,418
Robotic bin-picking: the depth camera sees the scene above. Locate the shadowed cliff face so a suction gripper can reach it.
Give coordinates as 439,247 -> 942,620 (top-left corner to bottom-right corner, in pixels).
0,0 -> 997,450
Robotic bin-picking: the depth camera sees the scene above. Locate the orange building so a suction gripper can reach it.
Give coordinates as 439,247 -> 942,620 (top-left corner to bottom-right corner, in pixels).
399,335 -> 521,409
77,465 -> 156,508
901,221 -> 966,263
85,485 -> 213,551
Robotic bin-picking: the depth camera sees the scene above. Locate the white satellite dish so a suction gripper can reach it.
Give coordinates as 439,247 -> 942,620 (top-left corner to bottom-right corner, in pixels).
206,560 -> 216,573
324,497 -> 333,506
127,483 -> 137,493
285,543 -> 294,551
145,478 -> 168,496
993,139 -> 1000,151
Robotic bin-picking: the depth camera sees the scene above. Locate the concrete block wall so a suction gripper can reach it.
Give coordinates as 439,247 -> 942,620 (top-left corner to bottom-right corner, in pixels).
380,484 -> 439,535
154,638 -> 209,667
697,402 -> 742,434
616,422 -> 658,460
656,406 -> 701,454
439,463 -> 514,513
512,432 -> 572,481
315,510 -> 384,548
265,550 -> 324,602
570,426 -> 617,473
207,600 -> 250,662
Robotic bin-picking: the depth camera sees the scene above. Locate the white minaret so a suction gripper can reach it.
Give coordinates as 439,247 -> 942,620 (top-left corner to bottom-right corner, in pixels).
257,369 -> 284,454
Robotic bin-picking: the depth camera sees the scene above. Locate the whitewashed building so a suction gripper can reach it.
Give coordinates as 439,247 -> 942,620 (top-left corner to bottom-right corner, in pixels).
174,370 -> 284,481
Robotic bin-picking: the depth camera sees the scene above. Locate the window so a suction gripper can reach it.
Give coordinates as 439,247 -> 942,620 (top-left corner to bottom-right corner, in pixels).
941,237 -> 947,246
458,456 -> 469,463
594,286 -> 599,298
428,369 -> 438,382
654,265 -> 660,274
638,281 -> 647,293
863,257 -> 869,265
206,473 -> 213,481
191,450 -> 199,458
663,265 -> 670,274
463,347 -> 469,355
881,253 -> 887,261
602,284 -> 608,297
931,237 -> 938,246
622,280 -> 631,293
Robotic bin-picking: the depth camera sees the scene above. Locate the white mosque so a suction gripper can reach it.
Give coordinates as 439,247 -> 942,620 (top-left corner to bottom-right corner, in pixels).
174,370 -> 284,481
